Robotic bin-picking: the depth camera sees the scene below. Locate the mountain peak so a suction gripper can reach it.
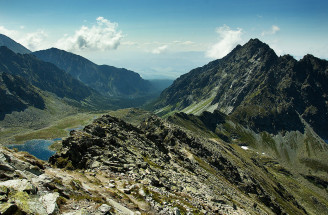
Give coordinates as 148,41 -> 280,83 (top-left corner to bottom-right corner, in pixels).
242,38 -> 276,55
245,38 -> 267,46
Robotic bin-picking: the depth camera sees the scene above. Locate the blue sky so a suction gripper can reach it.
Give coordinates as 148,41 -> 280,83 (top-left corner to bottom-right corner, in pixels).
0,0 -> 327,79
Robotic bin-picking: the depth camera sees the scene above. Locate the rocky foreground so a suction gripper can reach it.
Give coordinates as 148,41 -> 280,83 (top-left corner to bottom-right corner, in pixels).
1,114 -> 328,214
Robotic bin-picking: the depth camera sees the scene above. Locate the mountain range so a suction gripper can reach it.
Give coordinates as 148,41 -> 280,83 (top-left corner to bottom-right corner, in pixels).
0,35 -> 171,130
33,48 -> 154,98
0,46 -> 93,101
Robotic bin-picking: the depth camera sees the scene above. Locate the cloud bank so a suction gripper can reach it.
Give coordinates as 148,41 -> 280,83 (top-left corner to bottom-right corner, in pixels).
56,17 -> 123,51
206,25 -> 243,59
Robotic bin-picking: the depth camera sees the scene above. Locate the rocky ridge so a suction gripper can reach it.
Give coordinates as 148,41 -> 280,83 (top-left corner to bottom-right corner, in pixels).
47,113 -> 328,214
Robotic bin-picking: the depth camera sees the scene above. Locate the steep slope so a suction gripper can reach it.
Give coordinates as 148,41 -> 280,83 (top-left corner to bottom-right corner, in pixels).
0,46 -> 94,101
168,111 -> 328,182
33,48 -> 154,98
0,34 -> 31,54
0,72 -> 45,120
48,114 -> 328,214
155,39 -> 328,140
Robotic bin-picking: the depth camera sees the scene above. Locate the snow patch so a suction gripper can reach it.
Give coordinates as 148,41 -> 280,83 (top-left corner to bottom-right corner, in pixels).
241,146 -> 249,150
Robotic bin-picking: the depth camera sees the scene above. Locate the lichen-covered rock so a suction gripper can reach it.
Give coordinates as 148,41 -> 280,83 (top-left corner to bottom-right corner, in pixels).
0,179 -> 37,194
0,203 -> 21,215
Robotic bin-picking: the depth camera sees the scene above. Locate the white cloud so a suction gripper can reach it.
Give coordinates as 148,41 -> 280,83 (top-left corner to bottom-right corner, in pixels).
206,25 -> 243,59
56,17 -> 123,51
19,30 -> 47,51
261,25 -> 280,36
152,45 -> 168,54
173,40 -> 194,45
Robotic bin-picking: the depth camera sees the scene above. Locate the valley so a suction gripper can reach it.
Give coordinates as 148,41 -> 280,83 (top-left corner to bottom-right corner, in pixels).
0,33 -> 328,215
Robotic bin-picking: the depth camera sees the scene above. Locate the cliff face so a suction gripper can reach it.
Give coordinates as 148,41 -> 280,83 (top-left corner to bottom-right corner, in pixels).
155,39 -> 328,139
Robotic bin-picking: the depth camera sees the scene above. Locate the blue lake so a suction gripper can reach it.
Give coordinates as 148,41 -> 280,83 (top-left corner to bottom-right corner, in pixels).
7,139 -> 56,161
6,125 -> 85,161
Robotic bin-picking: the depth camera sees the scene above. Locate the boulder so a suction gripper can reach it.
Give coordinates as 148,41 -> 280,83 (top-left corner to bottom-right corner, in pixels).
39,192 -> 60,215
96,204 -> 112,215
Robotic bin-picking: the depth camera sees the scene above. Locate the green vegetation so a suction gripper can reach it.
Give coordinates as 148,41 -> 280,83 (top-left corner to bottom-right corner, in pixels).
261,132 -> 279,155
13,113 -> 98,143
54,157 -> 74,170
300,158 -> 328,173
56,196 -> 67,209
143,155 -> 163,169
182,96 -> 215,115
107,108 -> 152,126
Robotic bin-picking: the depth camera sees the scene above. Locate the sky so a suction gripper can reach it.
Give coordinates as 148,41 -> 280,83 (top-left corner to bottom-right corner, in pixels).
0,0 -> 327,79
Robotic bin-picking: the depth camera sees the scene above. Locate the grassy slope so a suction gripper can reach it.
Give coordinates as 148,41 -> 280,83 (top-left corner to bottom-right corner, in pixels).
168,112 -> 328,214
0,90 -> 104,145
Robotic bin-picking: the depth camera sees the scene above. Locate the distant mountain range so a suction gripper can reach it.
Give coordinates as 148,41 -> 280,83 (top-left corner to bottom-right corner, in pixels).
33,48 -> 154,98
0,34 -> 31,54
0,46 -> 93,101
0,34 -> 173,124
